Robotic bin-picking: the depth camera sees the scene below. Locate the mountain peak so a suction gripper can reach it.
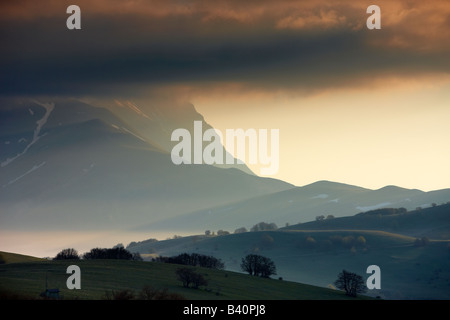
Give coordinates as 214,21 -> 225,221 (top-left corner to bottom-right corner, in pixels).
301,180 -> 370,192
375,185 -> 424,194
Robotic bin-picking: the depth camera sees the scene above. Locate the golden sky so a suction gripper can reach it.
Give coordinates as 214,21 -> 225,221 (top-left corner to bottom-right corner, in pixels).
1,0 -> 449,191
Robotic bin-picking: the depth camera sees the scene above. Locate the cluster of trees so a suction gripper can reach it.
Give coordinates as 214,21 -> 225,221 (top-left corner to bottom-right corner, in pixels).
53,247 -> 142,261
53,248 -> 81,260
356,207 -> 408,217
329,235 -> 367,248
315,215 -> 335,221
250,222 -> 278,232
240,254 -> 277,278
175,267 -> 208,289
83,247 -> 142,260
154,253 -> 224,270
204,222 -> 279,236
173,253 -> 278,291
204,230 -> 230,236
294,235 -> 368,253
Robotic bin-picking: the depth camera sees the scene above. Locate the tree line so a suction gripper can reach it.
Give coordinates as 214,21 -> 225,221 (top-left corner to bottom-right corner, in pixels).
154,253 -> 225,270
205,222 -> 279,236
53,247 -> 142,261
53,248 -> 370,298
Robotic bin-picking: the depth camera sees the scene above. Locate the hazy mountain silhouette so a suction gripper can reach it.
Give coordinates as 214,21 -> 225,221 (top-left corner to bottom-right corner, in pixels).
0,97 -> 292,231
145,180 -> 450,234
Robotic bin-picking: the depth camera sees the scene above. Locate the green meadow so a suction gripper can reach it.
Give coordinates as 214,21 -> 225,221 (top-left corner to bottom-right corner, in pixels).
0,252 -> 363,300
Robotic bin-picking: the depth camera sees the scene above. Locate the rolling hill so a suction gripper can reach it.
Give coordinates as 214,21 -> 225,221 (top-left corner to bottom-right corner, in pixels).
0,253 -> 360,300
126,203 -> 450,300
283,203 -> 450,239
142,180 -> 450,235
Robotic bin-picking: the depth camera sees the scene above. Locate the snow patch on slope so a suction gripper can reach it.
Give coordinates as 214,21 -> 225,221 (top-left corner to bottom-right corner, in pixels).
356,202 -> 392,212
311,194 -> 329,199
1,101 -> 54,167
3,162 -> 46,187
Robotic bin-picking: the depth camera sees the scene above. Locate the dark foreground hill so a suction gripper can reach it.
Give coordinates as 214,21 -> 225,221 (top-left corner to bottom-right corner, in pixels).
0,253 -> 360,300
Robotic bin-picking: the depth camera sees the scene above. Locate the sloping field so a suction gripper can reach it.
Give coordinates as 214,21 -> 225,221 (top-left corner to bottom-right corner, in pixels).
0,256 -> 360,300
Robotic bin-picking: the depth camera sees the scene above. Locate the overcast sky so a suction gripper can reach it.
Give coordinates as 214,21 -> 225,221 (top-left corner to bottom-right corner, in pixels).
1,0 -> 450,190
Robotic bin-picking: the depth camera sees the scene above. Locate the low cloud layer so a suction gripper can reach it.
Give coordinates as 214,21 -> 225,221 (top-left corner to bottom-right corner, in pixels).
1,0 -> 449,96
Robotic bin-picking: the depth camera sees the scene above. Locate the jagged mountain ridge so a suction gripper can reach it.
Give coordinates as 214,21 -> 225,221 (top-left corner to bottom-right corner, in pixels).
0,97 -> 293,231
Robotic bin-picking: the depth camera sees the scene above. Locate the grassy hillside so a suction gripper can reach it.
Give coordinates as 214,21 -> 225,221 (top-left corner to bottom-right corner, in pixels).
0,256 -> 360,300
127,229 -> 450,300
0,251 -> 45,264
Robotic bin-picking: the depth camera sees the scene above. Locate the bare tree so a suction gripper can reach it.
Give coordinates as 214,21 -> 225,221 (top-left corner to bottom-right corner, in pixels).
334,270 -> 367,297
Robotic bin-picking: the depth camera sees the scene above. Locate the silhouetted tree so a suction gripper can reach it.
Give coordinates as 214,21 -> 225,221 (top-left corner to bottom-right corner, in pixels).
132,252 -> 143,261
54,248 -> 80,260
240,254 -> 276,278
250,222 -> 278,232
175,268 -> 208,289
334,270 -> 367,297
234,227 -> 248,234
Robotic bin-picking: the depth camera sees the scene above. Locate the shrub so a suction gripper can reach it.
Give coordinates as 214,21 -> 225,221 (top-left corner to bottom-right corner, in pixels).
103,289 -> 135,300
138,285 -> 186,300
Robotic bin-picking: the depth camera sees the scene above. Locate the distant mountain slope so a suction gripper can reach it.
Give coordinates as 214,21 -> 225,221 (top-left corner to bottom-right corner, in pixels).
89,97 -> 256,175
145,180 -> 450,234
283,203 -> 450,240
0,97 -> 293,232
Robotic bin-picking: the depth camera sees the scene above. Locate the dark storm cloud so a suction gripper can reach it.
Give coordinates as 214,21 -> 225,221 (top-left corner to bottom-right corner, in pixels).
1,1 -> 449,96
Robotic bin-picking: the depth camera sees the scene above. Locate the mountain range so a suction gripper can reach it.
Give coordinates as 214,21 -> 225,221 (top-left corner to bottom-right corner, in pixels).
143,180 -> 450,235
0,97 -> 291,233
1,96 -> 449,252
